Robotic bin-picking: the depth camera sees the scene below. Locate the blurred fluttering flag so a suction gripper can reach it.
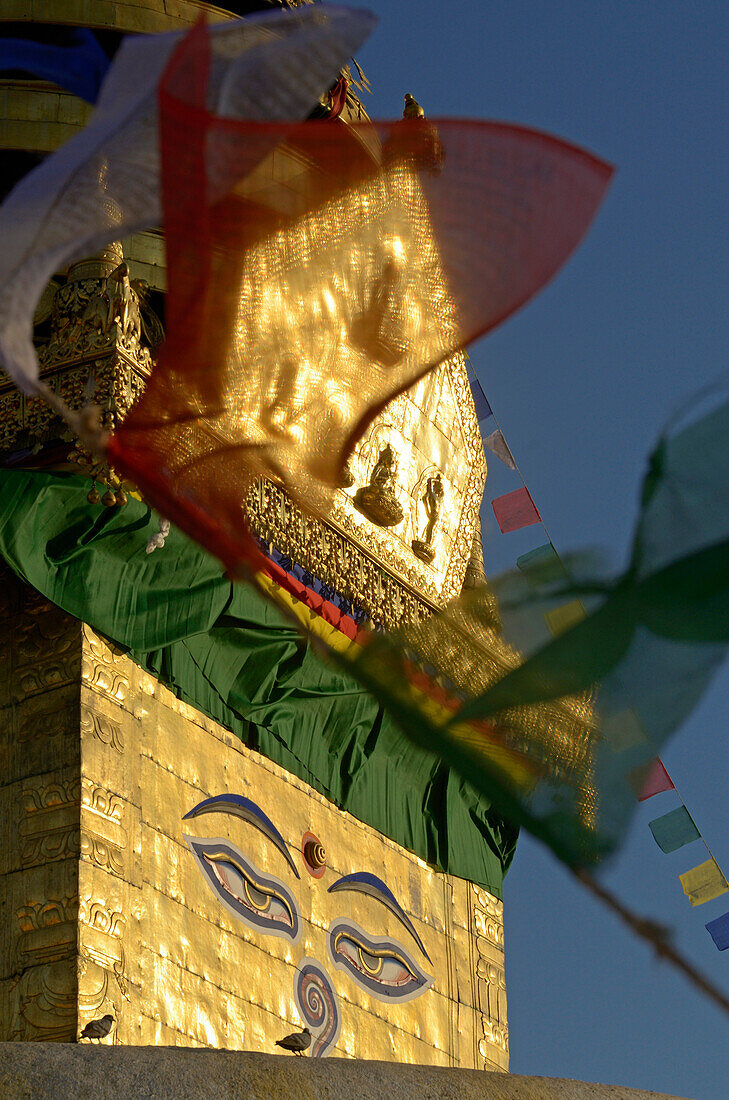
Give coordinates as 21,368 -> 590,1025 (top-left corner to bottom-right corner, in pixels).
0,28 -> 110,102
399,386 -> 729,864
517,543 -> 565,583
107,18 -> 612,568
0,5 -> 377,393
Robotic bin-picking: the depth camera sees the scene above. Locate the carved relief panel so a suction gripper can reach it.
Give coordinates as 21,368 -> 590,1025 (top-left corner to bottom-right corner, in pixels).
332,351 -> 486,607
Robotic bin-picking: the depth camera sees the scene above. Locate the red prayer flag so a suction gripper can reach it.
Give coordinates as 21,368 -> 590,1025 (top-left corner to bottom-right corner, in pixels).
492,488 -> 541,533
107,20 -> 612,577
627,757 -> 675,801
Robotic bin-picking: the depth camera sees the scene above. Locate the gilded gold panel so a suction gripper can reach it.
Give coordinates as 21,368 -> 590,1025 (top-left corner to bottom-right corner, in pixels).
0,564 -> 507,1068
84,631 -> 508,1067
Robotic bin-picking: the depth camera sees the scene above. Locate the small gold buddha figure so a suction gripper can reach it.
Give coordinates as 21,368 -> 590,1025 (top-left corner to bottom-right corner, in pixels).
412,472 -> 444,563
354,443 -> 405,527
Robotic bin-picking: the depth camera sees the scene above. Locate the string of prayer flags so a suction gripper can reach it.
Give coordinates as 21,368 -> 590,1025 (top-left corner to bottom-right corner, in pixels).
649,805 -> 700,854
679,859 -> 729,907
492,488 -> 541,533
0,28 -> 110,103
706,911 -> 729,951
341,385 -> 729,869
627,757 -> 675,802
484,427 -> 517,470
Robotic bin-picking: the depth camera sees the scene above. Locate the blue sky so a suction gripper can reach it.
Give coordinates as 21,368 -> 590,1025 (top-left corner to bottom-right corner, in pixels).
355,4 -> 729,1097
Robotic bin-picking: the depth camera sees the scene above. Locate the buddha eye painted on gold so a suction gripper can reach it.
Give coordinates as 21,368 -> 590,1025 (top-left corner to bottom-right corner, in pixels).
328,919 -> 432,1002
185,836 -> 301,943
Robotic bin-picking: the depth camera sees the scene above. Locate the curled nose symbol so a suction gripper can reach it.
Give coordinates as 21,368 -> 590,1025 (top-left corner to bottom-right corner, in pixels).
294,957 -> 340,1058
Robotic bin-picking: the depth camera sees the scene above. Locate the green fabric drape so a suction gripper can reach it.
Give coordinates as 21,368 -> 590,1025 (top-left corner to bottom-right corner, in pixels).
0,469 -> 516,896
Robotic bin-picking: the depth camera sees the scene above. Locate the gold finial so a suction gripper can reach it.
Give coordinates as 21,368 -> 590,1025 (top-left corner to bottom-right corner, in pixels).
403,93 -> 426,119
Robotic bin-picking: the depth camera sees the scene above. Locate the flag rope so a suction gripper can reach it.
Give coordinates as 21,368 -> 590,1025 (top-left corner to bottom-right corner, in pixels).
468,354 -> 729,952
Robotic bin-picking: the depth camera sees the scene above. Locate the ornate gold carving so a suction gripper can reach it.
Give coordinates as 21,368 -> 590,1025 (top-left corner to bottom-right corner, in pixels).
19,776 -> 82,869
81,781 -> 123,823
0,247 -> 158,459
0,388 -> 22,450
470,885 -> 508,1068
247,478 -> 435,629
472,886 -> 504,950
16,897 -> 79,967
78,777 -> 127,877
479,1017 -> 509,1059
9,961 -> 78,1042
79,901 -> 129,1000
411,471 -> 443,564
39,266 -> 151,375
354,443 -> 405,527
80,704 -> 125,754
81,646 -> 131,705
80,834 -> 125,878
17,695 -> 76,744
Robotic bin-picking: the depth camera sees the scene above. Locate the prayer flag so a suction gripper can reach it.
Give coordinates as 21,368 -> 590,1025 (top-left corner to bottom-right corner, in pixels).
705,911 -> 729,951
0,6 -> 377,395
648,806 -> 700,853
492,488 -> 541,533
108,19 -> 612,562
627,757 -> 674,801
517,543 -> 564,583
602,709 -> 648,753
484,428 -> 517,470
679,859 -> 729,907
544,600 -> 585,638
0,29 -> 110,103
470,379 -> 492,422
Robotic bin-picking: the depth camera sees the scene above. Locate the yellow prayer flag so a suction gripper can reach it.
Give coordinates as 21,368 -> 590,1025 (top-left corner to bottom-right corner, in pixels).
544,600 -> 586,638
679,859 -> 729,907
602,708 -> 648,753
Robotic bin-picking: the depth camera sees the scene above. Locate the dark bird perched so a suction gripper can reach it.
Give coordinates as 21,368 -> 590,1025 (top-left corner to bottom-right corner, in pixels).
275,1026 -> 311,1055
79,1013 -> 114,1042
403,92 -> 425,119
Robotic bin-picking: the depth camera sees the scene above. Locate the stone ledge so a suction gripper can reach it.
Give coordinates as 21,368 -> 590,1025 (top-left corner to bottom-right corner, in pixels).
0,1045 -> 690,1100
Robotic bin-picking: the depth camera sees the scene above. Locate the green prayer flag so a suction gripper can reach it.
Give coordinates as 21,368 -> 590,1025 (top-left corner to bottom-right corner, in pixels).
516,543 -> 564,584
649,806 -> 700,853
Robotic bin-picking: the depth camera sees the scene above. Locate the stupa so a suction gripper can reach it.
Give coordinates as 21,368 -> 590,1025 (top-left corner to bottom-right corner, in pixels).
0,2 -> 612,1087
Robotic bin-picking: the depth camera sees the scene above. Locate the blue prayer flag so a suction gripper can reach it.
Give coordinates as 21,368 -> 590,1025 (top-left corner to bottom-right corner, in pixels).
706,911 -> 729,951
469,377 -> 492,422
0,30 -> 110,103
648,805 -> 700,853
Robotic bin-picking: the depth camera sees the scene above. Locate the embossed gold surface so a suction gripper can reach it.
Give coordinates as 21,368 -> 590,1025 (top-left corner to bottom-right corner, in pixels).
0,571 -> 507,1067
335,350 -> 485,605
1,0 -> 506,1068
